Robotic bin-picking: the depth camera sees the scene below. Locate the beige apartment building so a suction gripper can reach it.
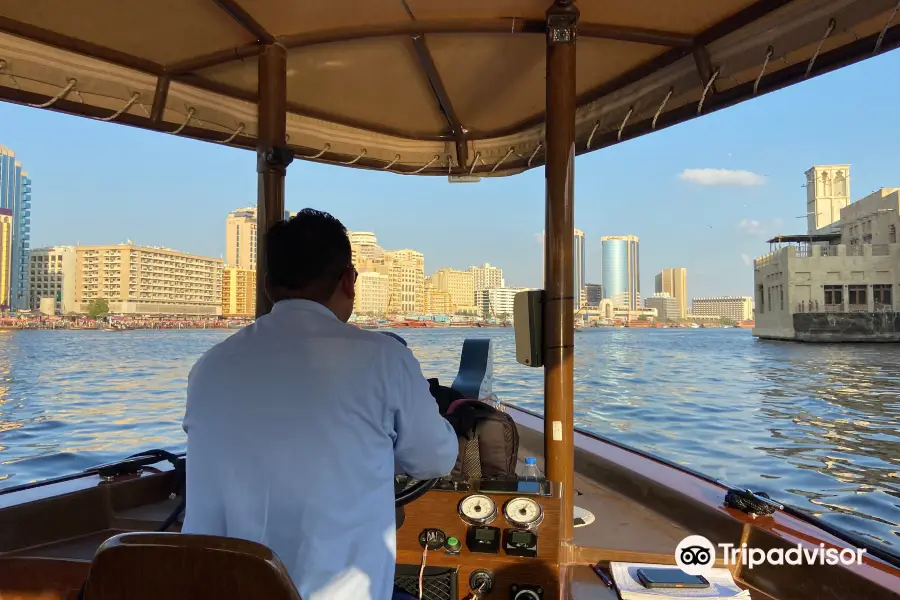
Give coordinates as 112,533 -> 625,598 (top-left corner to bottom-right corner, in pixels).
469,263 -> 504,291
354,271 -> 390,315
29,246 -> 76,314
692,296 -> 754,321
424,281 -> 452,314
222,267 -> 255,317
385,249 -> 424,314
655,268 -> 687,319
645,293 -> 679,321
74,244 -> 223,316
431,268 -> 475,309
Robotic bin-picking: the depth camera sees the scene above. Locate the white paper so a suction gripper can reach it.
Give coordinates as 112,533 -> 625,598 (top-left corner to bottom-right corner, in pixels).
610,562 -> 751,600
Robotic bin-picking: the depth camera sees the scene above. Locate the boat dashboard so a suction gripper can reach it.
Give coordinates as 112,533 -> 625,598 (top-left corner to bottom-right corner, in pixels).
394,475 -> 562,600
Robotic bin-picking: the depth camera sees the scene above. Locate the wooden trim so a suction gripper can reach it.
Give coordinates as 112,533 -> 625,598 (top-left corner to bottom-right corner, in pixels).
212,0 -> 275,44
0,16 -> 164,75
167,45 -> 264,75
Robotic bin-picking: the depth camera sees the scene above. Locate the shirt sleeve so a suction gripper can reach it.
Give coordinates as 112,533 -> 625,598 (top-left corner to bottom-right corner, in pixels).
391,348 -> 459,479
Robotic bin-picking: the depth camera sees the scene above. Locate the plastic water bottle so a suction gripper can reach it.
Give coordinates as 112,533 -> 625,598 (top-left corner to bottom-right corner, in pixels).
520,457 -> 543,481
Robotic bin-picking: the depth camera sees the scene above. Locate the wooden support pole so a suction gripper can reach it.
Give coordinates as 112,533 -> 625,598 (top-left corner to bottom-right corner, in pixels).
255,44 -> 288,317
544,0 -> 578,544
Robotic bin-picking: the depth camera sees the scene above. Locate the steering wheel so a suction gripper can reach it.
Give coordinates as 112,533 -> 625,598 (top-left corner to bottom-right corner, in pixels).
395,475 -> 439,507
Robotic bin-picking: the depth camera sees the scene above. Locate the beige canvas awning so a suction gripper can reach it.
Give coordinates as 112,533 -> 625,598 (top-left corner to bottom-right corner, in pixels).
0,0 -> 897,176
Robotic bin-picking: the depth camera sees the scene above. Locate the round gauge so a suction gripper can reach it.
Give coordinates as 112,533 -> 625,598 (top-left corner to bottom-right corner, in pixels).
503,497 -> 543,529
458,494 -> 497,525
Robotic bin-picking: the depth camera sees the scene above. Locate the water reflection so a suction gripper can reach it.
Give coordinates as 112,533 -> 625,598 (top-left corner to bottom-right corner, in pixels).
0,328 -> 897,551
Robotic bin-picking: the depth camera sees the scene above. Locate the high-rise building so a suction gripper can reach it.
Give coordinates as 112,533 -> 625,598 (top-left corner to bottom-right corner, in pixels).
601,235 -> 640,310
805,165 -> 850,234
468,263 -> 504,291
354,271 -> 390,315
573,229 -> 586,310
645,293 -> 679,321
348,230 -> 385,265
0,210 -> 13,309
74,244 -> 223,316
0,146 -> 32,309
28,246 -> 76,314
222,267 -> 256,317
431,268 -> 475,309
386,249 -> 424,314
224,207 -> 293,271
691,296 -> 754,321
225,207 -> 258,271
655,268 -> 687,320
584,283 -> 603,307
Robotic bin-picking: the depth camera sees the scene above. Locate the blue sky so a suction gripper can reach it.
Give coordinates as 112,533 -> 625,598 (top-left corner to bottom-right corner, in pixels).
1,49 -> 898,299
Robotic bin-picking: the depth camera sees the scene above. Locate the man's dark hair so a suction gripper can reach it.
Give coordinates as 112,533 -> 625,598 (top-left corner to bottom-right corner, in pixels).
266,208 -> 351,302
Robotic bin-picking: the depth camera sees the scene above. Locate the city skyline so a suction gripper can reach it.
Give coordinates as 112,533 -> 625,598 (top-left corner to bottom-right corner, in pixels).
2,48 -> 898,299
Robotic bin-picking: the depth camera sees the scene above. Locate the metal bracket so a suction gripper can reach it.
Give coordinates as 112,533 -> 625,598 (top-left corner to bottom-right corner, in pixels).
258,146 -> 294,172
547,0 -> 579,45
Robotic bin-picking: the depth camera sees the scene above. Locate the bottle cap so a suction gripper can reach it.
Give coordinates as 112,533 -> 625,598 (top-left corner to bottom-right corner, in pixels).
525,457 -> 537,465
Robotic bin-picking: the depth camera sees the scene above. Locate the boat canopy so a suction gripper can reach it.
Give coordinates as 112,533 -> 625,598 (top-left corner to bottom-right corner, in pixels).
0,0 -> 897,176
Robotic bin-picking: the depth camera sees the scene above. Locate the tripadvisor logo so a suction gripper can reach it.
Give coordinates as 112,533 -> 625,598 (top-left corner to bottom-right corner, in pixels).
675,535 -> 867,575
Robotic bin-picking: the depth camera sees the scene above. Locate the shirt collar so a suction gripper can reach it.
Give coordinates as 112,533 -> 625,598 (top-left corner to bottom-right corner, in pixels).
270,299 -> 339,321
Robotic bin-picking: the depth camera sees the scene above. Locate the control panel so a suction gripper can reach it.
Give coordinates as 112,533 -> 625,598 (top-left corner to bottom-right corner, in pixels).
396,476 -> 561,599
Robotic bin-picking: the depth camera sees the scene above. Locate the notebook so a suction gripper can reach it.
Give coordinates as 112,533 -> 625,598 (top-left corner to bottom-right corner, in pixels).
609,562 -> 751,600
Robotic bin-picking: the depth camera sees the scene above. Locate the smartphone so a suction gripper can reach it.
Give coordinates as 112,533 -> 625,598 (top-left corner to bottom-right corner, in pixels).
636,568 -> 710,589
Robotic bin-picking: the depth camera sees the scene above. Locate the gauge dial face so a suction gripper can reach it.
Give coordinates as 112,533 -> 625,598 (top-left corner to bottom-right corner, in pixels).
458,494 -> 497,525
503,497 -> 543,529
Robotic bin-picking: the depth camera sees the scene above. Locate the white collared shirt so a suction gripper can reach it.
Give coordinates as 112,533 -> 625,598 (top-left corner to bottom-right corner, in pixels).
182,299 -> 459,600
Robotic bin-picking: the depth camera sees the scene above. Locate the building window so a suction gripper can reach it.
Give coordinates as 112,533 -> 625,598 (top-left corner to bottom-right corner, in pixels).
848,284 -> 867,308
873,284 -> 892,309
824,285 -> 843,309
780,286 -> 784,310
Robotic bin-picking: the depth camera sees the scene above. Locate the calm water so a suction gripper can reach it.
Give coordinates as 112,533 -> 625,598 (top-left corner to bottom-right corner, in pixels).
0,328 -> 898,552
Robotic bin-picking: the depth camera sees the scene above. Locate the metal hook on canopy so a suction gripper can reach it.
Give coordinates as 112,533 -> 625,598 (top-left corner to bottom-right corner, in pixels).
874,0 -> 900,54
340,149 -> 367,165
617,106 -> 634,142
409,154 -> 440,174
652,88 -> 673,130
527,143 -> 542,167
490,148 -> 515,173
754,46 -> 774,95
94,92 -> 141,122
697,68 -> 719,115
172,107 -> 196,134
382,154 -> 401,170
219,122 -> 245,144
29,78 -> 76,108
806,18 -> 836,77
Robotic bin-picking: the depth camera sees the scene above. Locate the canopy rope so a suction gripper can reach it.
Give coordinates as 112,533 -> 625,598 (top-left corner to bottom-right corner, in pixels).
697,67 -> 719,115
874,0 -> 900,54
490,147 -> 515,173
28,78 -> 76,108
382,154 -> 401,170
652,88 -> 674,129
806,18 -> 836,78
527,143 -> 542,167
339,148 -> 367,165
409,154 -> 439,174
94,92 -> 141,122
753,46 -> 774,95
586,120 -> 601,149
219,122 -> 245,144
617,105 -> 634,141
172,107 -> 196,134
